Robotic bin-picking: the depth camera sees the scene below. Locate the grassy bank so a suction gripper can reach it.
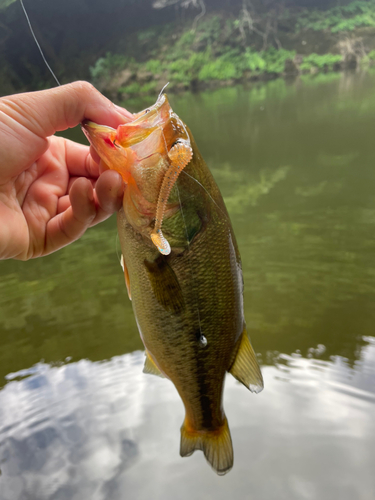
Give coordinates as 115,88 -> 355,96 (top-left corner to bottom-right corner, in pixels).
89,1 -> 375,100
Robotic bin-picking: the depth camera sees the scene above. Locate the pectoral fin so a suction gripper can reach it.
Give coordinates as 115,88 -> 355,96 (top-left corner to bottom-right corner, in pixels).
143,351 -> 165,378
144,255 -> 185,314
120,255 -> 131,301
229,329 -> 264,393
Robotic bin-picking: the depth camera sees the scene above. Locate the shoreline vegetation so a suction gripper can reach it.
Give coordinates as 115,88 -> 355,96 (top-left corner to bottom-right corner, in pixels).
2,1 -> 375,98
89,1 -> 375,101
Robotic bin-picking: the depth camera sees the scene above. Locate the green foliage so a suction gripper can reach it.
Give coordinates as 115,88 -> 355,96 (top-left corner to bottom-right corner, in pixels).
178,30 -> 195,47
331,13 -> 375,32
87,4 -> 371,99
195,15 -> 222,45
300,53 -> 342,71
217,47 -> 266,73
262,48 -> 296,73
120,80 -> 157,96
167,50 -> 211,84
163,16 -> 223,64
361,48 -> 375,65
168,65 -> 190,86
137,27 -> 157,42
198,59 -> 238,81
0,0 -> 17,11
120,82 -> 141,95
90,52 -> 132,82
145,59 -> 163,74
164,44 -> 298,85
140,81 -> 157,93
297,0 -> 375,33
243,49 -> 267,72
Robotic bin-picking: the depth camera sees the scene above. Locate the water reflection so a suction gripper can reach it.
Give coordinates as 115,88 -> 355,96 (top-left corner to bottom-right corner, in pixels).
1,71 -> 375,497
0,339 -> 374,500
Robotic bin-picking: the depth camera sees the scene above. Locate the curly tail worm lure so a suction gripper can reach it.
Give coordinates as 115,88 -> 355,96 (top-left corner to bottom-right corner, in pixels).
151,142 -> 193,255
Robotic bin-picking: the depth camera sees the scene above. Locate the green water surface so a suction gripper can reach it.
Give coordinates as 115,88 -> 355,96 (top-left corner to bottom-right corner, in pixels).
0,72 -> 374,500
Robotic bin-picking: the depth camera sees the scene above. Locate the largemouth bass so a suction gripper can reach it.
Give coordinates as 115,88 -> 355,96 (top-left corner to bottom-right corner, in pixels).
82,93 -> 263,475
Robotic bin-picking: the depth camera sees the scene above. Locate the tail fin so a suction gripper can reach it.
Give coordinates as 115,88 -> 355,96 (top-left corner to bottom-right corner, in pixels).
180,417 -> 233,476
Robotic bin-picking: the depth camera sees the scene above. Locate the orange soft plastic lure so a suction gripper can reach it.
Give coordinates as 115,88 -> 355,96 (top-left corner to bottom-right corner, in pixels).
151,141 -> 193,255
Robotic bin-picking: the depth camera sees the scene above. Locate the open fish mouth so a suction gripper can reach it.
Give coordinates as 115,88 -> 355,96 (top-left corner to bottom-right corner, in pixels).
82,91 -> 183,151
81,93 -> 190,175
82,93 -> 193,255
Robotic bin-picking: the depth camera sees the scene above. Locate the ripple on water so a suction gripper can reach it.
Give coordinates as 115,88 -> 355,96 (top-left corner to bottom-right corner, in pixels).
0,341 -> 374,500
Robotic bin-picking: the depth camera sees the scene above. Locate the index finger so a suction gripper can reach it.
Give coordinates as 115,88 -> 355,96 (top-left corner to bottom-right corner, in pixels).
64,138 -> 100,179
1,81 -> 133,138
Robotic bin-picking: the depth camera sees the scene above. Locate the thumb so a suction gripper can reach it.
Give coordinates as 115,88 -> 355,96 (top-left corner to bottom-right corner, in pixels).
0,81 -> 132,178
2,81 -> 132,136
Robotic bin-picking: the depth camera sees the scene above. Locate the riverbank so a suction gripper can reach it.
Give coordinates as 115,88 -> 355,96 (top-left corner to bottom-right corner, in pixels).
89,2 -> 375,101
2,0 -> 375,98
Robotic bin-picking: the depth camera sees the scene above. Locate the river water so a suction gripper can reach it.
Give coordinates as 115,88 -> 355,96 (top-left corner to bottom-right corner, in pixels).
1,71 -> 375,499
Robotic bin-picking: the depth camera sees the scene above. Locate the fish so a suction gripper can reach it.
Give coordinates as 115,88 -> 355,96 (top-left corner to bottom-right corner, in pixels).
81,92 -> 264,475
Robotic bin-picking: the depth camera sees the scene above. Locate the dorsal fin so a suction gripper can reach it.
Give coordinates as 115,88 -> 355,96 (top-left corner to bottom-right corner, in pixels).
228,329 -> 264,394
143,351 -> 165,378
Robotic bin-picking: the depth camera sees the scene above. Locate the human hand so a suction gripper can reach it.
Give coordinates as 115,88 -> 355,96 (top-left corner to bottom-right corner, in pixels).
0,81 -> 132,260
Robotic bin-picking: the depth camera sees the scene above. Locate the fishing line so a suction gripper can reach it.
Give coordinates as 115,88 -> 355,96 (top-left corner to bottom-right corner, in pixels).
19,0 -> 61,86
19,0 -> 129,272
19,0 -> 211,299
176,184 -> 205,345
159,113 -> 204,340
181,170 -> 227,218
19,0 -> 126,269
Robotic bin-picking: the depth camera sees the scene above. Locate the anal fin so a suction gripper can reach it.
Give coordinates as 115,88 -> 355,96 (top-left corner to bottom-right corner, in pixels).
229,328 -> 264,393
143,351 -> 165,378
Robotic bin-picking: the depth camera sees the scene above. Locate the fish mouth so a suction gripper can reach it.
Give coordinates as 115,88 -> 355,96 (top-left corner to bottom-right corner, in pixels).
81,120 -> 117,147
81,92 -> 193,249
81,120 -> 123,171
81,93 -> 189,164
81,93 -> 171,151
